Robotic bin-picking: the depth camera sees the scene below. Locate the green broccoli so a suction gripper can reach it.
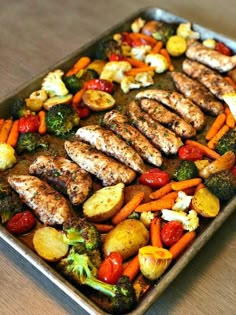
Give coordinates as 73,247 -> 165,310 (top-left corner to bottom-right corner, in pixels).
45,104 -> 80,136
57,248 -> 137,314
16,132 -> 48,154
78,69 -> 99,85
205,170 -> 236,201
11,99 -> 31,120
173,160 -> 199,181
96,38 -> 122,60
152,22 -> 177,44
215,129 -> 236,155
63,75 -> 82,94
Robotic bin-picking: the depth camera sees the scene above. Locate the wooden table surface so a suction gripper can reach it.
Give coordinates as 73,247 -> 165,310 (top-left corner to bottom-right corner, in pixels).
0,1 -> 235,314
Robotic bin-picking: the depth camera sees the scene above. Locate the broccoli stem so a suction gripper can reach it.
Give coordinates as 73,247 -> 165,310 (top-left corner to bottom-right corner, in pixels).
84,277 -> 116,298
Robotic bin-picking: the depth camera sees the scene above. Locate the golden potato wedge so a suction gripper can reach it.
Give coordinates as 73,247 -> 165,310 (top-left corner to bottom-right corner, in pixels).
192,187 -> 220,218
82,90 -> 115,111
83,183 -> 125,222
33,227 -> 69,262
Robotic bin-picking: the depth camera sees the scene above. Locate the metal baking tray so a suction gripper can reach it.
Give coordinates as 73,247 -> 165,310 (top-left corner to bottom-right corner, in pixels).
0,6 -> 236,315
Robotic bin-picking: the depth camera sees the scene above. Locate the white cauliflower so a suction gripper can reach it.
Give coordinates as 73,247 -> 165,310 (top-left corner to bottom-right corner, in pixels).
0,143 -> 17,171
42,69 -> 68,96
177,22 -> 200,40
100,61 -> 131,83
121,71 -> 154,93
140,211 -> 156,228
131,17 -> 146,33
172,191 -> 193,212
130,45 -> 152,61
135,72 -> 154,86
161,209 -> 199,232
145,53 -> 168,73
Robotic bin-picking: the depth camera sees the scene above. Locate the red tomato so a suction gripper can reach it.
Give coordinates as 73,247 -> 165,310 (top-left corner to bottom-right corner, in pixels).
161,221 -> 184,247
98,252 -> 123,284
18,114 -> 40,133
6,211 -> 36,235
215,42 -> 232,56
109,53 -> 124,61
85,79 -> 114,94
232,166 -> 236,176
77,105 -> 91,119
178,145 -> 203,161
139,168 -> 170,189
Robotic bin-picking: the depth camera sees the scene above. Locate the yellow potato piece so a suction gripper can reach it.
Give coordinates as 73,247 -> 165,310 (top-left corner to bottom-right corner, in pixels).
192,187 -> 220,218
82,89 -> 115,111
223,93 -> 236,120
166,35 -> 187,57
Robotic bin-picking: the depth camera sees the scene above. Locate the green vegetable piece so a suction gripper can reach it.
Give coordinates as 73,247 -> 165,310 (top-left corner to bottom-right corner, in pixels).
63,75 -> 82,94
11,99 -> 31,120
173,160 -> 199,181
215,129 -> 236,155
96,38 -> 122,60
16,132 -> 48,154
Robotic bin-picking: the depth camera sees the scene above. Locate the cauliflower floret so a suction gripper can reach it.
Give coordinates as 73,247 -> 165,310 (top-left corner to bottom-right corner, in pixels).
131,17 -> 146,33
100,61 -> 131,83
135,72 -> 154,86
145,53 -> 168,73
42,69 -> 68,97
177,22 -> 200,40
172,191 -> 193,212
161,209 -> 199,232
120,71 -> 154,93
130,45 -> 152,61
140,211 -> 156,228
0,143 -> 17,171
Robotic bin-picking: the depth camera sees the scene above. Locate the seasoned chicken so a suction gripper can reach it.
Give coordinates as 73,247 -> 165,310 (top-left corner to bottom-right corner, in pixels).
128,101 -> 183,155
170,71 -> 224,115
139,98 -> 196,138
186,40 -> 236,72
76,125 -> 146,173
29,156 -> 92,205
64,141 -> 136,186
103,110 -> 163,167
183,59 -> 236,100
8,175 -> 73,225
135,89 -> 205,131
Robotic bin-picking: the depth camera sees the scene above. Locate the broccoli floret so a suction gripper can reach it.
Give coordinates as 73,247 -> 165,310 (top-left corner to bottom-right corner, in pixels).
173,160 -> 199,181
96,38 -> 122,60
215,129 -> 236,155
58,248 -> 136,314
16,132 -> 48,154
205,170 -> 236,201
62,75 -> 82,94
63,218 -> 101,251
45,104 -> 80,136
78,69 -> 99,85
152,22 -> 176,44
11,99 -> 31,120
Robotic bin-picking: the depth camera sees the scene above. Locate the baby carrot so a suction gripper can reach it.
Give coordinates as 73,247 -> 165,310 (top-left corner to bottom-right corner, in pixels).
171,178 -> 202,191
66,56 -> 91,76
122,255 -> 140,281
125,66 -> 155,76
124,57 -> 147,68
149,182 -> 174,200
207,124 -> 230,149
94,224 -> 114,233
150,217 -> 163,248
112,192 -> 144,225
169,231 -> 196,259
160,191 -> 178,200
0,118 -> 4,129
0,119 -> 13,143
160,48 -> 174,71
38,111 -> 47,135
185,140 -> 220,160
6,120 -> 19,147
205,113 -> 226,140
224,76 -> 236,89
151,41 -> 163,54
135,198 -> 174,213
129,33 -> 157,46
225,106 -> 235,128
72,87 -> 86,108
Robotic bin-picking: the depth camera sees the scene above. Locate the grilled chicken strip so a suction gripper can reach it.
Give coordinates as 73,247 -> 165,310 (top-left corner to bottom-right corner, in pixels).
29,156 -> 92,205
139,98 -> 196,138
103,110 -> 163,167
135,89 -> 205,131
8,175 -> 73,225
186,40 -> 236,72
183,59 -> 236,100
76,125 -> 146,173
64,141 -> 136,186
128,101 -> 183,155
170,71 -> 224,115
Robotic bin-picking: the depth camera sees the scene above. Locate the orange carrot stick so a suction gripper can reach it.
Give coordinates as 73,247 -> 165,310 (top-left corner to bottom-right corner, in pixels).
6,120 -> 19,147
171,178 -> 202,191
207,124 -> 230,149
124,57 -> 147,68
72,87 -> 86,108
150,217 -> 163,248
151,41 -> 163,53
0,119 -> 13,143
66,56 -> 91,76
129,33 -> 157,46
185,140 -> 220,160
160,191 -> 179,200
125,66 -> 156,76
160,48 -> 174,71
225,106 -> 235,128
194,183 -> 205,193
224,76 -> 236,89
135,198 -> 174,213
112,192 -> 144,225
0,119 -> 4,129
122,255 -> 140,281
205,113 -> 226,140
38,111 -> 47,135
149,182 -> 174,200
169,231 -> 196,259
94,224 -> 114,233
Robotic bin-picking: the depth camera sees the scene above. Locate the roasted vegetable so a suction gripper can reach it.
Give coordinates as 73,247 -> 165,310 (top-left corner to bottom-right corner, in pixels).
42,69 -> 69,96
96,38 -> 122,60
215,129 -> 236,155
0,143 -> 17,170
16,132 -> 48,154
62,74 -> 82,94
79,68 -> 99,85
166,35 -> 187,57
173,160 -> 199,181
205,170 -> 236,201
11,98 -> 31,120
192,187 -> 220,217
45,104 -> 80,136
82,90 -> 116,112
152,22 -> 176,44
7,210 -> 36,235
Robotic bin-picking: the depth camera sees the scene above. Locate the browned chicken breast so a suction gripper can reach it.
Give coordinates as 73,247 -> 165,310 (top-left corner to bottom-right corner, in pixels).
183,59 -> 236,100
135,89 -> 205,131
103,110 -> 163,167
139,98 -> 196,138
8,175 -> 73,225
64,141 -> 136,186
76,125 -> 146,173
170,71 -> 224,115
29,156 -> 92,206
186,40 -> 236,72
128,101 -> 183,155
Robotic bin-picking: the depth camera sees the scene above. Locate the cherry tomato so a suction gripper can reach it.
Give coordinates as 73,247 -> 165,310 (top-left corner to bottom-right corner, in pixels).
178,145 -> 203,161
215,42 -> 232,56
84,79 -> 114,94
231,166 -> 236,176
161,221 -> 184,247
109,53 -> 124,61
18,114 -> 40,133
98,252 -> 123,284
139,168 -> 170,189
6,211 -> 36,235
